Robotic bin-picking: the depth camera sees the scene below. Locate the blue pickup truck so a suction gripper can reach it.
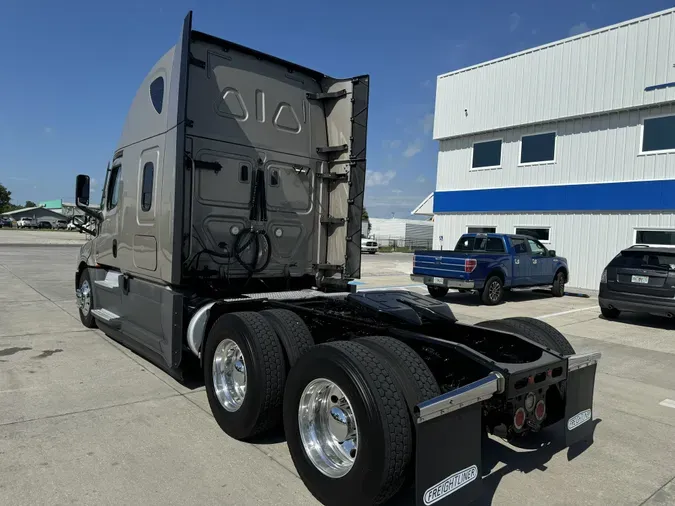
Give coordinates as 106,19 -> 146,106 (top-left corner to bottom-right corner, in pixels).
411,233 -> 569,305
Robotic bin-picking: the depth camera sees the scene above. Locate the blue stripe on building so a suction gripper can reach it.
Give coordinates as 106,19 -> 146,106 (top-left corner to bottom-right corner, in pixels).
433,179 -> 675,213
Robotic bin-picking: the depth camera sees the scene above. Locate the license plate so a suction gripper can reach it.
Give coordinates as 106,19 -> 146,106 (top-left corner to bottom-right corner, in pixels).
631,275 -> 649,284
433,277 -> 445,286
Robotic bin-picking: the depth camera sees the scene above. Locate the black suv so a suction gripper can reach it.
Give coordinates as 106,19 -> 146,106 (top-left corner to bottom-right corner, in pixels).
599,245 -> 675,319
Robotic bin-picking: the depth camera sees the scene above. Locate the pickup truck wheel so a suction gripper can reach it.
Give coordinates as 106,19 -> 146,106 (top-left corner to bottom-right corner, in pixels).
204,312 -> 286,440
284,341 -> 412,506
478,317 -> 575,355
76,270 -> 97,329
481,276 -> 504,305
427,285 -> 449,298
551,271 -> 565,297
260,309 -> 314,368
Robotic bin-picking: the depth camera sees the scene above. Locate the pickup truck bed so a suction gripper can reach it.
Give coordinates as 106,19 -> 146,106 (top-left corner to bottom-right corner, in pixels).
411,233 -> 569,304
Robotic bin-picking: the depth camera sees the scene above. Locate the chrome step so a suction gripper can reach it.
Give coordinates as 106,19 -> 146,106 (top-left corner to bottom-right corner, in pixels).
90,308 -> 122,327
95,271 -> 122,290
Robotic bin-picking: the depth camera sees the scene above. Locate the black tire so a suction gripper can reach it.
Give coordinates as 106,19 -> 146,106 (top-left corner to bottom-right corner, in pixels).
204,311 -> 286,440
551,271 -> 565,297
427,285 -> 449,298
481,275 -> 504,305
601,306 -> 620,319
356,336 -> 440,411
478,317 -> 575,355
260,309 -> 314,368
284,341 -> 412,506
77,269 -> 97,329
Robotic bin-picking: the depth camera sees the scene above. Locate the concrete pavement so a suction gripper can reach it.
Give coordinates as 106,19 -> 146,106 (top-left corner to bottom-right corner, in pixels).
0,248 -> 674,505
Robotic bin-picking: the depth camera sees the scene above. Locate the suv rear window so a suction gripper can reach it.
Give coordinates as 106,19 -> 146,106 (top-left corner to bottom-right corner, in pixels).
612,251 -> 675,271
455,236 -> 505,253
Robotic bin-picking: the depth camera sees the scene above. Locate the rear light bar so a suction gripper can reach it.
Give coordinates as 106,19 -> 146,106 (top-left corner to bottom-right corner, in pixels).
465,259 -> 477,273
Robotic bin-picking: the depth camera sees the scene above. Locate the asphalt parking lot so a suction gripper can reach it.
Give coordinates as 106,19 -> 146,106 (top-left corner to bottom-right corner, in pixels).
1,247 -> 674,505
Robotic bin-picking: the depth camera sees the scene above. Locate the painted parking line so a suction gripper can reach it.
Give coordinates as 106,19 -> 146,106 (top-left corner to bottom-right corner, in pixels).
536,306 -> 598,320
658,399 -> 675,409
358,284 -> 425,292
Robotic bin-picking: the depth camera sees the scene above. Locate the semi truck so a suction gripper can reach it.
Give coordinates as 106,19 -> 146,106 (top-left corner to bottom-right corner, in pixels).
73,12 -> 601,506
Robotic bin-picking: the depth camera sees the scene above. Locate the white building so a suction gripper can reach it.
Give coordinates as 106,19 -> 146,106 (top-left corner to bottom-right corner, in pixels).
427,8 -> 675,290
368,218 -> 433,248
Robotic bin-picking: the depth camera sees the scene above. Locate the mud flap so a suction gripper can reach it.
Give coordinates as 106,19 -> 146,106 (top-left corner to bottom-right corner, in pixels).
564,352 -> 601,447
414,373 -> 504,506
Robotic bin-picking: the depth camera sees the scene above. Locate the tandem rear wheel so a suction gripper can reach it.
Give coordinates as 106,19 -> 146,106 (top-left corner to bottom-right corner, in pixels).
203,308 -> 441,505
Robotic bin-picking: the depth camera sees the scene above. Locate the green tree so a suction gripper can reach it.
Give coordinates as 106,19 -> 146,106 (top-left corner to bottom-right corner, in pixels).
0,183 -> 12,213
25,200 -> 37,208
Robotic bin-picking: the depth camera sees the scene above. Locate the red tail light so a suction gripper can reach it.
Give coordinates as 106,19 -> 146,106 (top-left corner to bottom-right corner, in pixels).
513,407 -> 526,430
535,400 -> 546,421
465,259 -> 477,273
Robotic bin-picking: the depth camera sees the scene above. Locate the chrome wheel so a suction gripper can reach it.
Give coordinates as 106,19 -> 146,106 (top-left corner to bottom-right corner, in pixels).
488,280 -> 501,302
212,339 -> 247,412
298,378 -> 358,478
77,280 -> 91,316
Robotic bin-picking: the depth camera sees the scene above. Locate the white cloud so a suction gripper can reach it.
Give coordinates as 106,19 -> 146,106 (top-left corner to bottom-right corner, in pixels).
569,22 -> 590,37
382,139 -> 402,150
8,176 -> 29,182
509,13 -> 520,33
366,170 -> 396,187
421,79 -> 432,88
421,113 -> 434,135
591,2 -> 599,11
44,127 -> 53,134
91,178 -> 99,188
392,189 -> 402,195
416,175 -> 426,183
403,139 -> 423,158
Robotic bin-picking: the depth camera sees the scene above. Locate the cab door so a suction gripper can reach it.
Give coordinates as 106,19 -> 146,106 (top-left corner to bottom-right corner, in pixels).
527,238 -> 551,284
510,237 -> 531,286
95,160 -> 123,267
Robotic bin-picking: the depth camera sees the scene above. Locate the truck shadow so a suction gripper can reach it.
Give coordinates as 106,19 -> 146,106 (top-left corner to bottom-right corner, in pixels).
388,419 -> 600,505
435,289 -> 558,307
599,313 -> 675,330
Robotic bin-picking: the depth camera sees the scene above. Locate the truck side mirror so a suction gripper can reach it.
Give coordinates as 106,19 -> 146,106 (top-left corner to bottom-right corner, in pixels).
548,250 -> 556,257
76,175 -> 91,206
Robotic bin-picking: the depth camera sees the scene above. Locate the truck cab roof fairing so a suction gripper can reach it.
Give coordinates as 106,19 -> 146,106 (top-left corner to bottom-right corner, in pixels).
115,46 -> 176,151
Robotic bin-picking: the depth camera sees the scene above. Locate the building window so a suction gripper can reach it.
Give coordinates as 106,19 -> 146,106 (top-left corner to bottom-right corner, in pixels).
515,227 -> 550,243
520,132 -> 556,164
471,139 -> 502,169
467,226 -> 496,233
107,165 -> 122,210
150,76 -> 164,114
140,162 -> 154,212
635,229 -> 675,246
641,115 -> 675,153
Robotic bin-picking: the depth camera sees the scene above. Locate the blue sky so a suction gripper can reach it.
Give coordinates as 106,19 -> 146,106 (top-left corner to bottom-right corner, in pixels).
1,0 -> 673,217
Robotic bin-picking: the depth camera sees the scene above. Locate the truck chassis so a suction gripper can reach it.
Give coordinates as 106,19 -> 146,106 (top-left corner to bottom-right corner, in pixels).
77,274 -> 600,506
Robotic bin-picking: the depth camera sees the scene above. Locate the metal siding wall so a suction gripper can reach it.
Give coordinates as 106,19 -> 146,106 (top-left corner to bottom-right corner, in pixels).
433,212 -> 675,290
434,9 -> 675,139
404,223 -> 433,240
370,219 -> 406,239
437,103 -> 675,191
